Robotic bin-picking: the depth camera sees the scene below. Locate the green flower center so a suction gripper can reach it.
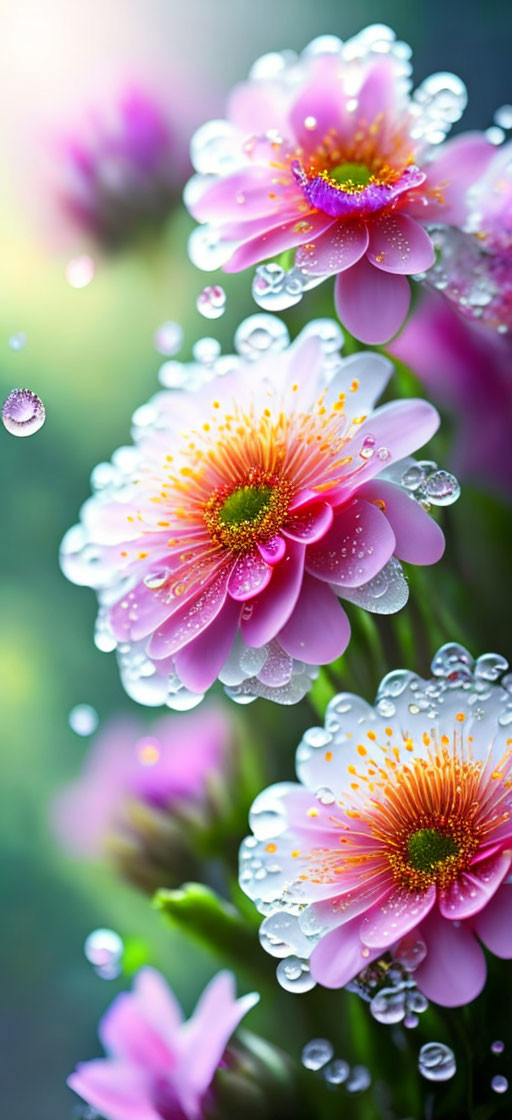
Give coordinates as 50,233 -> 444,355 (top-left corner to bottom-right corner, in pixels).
407,828 -> 459,873
329,162 -> 372,190
219,485 -> 273,526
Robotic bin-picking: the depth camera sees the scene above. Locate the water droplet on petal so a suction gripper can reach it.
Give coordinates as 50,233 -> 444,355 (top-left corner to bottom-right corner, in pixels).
2,388 -> 45,436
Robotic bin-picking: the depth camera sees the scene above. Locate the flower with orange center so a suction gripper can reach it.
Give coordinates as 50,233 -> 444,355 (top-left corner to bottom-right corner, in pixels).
186,26 -> 494,343
61,316 -> 446,709
241,643 -> 512,1007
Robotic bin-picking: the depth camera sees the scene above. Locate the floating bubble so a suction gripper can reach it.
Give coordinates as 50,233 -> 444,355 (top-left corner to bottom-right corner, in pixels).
346,1065 -> 371,1093
158,361 -> 189,390
66,255 -> 95,288
301,1038 -> 334,1071
196,284 -> 226,319
193,337 -> 221,364
494,104 -> 512,130
370,985 -> 407,1024
418,1042 -> 456,1082
323,1059 -> 350,1085
69,703 -> 99,736
234,314 -> 289,360
2,388 -> 45,437
153,321 -> 183,357
491,1040 -> 505,1055
485,126 -> 505,146
276,955 -> 316,993
491,1075 -> 509,1094
9,331 -> 27,351
84,928 -> 124,979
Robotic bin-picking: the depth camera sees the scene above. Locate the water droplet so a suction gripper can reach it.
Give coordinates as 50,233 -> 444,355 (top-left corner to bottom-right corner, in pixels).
153,321 -> 183,357
370,986 -> 407,1024
66,255 -> 95,288
193,337 -> 221,364
491,1040 -> 505,1055
315,786 -> 335,806
196,284 -> 226,319
491,1075 -> 509,1094
394,933 -> 427,971
495,104 -> 512,129
346,1065 -> 371,1093
323,1059 -> 350,1085
276,955 -> 316,993
301,1038 -> 333,1071
2,388 -> 45,437
423,469 -> 460,506
9,331 -> 27,351
485,126 -> 505,145
418,1042 -> 456,1082
84,928 -> 123,979
234,314 -> 289,360
68,704 -> 99,736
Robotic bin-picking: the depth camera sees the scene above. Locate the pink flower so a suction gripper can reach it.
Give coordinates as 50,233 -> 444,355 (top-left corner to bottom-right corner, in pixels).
424,137 -> 512,332
52,704 -> 231,858
68,967 -> 259,1120
55,84 -> 189,250
61,318 -> 447,708
390,290 -> 512,497
240,643 -> 512,1008
185,27 -> 493,343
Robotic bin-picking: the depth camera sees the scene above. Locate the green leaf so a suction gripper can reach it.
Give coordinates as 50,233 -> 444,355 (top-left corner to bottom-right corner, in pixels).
154,882 -> 262,974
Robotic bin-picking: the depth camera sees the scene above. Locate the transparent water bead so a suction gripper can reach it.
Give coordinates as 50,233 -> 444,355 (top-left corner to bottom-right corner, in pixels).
234,313 -> 289,360
69,704 -> 99,736
422,468 -> 460,505
196,284 -> 226,319
9,331 -> 27,351
346,1065 -> 371,1093
153,321 -> 183,357
323,1059 -> 350,1085
370,985 -> 408,1025
84,928 -> 124,979
418,1042 -> 456,1082
491,1075 -> 509,1094
66,254 -> 95,288
301,1038 -> 334,1071
2,388 -> 46,437
393,932 -> 427,971
276,955 -> 316,993
495,104 -> 512,130
491,1040 -> 505,1055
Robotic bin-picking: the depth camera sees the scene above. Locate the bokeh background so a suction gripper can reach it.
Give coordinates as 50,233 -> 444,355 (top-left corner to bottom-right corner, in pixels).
1,1 -> 512,1117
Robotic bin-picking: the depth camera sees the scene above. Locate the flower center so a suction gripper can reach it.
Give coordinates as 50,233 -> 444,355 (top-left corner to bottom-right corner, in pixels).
204,471 -> 294,554
327,161 -> 373,192
219,485 -> 273,526
407,827 -> 459,873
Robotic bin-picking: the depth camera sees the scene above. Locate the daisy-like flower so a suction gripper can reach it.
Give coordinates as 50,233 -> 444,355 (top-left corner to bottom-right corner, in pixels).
185,26 -> 493,343
239,644 -> 512,1008
61,316 -> 448,710
391,290 -> 512,497
68,967 -> 259,1120
425,135 -> 512,332
52,704 -> 234,892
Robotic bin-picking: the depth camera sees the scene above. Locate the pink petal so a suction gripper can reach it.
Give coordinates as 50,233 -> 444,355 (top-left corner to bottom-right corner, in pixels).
288,55 -> 350,150
174,595 -> 241,693
227,550 -> 272,601
333,399 -> 441,499
473,883 -> 512,958
227,80 -> 289,136
190,166 -> 280,223
148,565 -> 233,659
224,210 -> 336,273
305,499 -> 395,588
359,887 -> 436,950
284,501 -> 333,543
358,480 -> 445,565
131,966 -> 183,1043
439,852 -> 512,921
99,993 -> 174,1075
68,1060 -> 158,1120
415,909 -> 487,1006
335,256 -> 411,344
241,540 -> 305,647
356,57 -> 397,121
277,575 -> 350,664
179,972 -> 259,1096
296,220 -> 369,276
367,214 -> 435,275
257,535 -> 286,564
414,132 -> 496,226
310,916 -> 381,988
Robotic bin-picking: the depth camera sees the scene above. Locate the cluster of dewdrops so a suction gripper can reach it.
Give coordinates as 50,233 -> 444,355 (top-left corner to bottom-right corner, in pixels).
301,1038 -> 371,1093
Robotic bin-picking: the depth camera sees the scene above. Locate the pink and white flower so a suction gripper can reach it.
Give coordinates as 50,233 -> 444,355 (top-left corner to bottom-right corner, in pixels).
240,644 -> 512,1008
68,967 -> 258,1120
185,27 -> 493,343
61,316 -> 446,709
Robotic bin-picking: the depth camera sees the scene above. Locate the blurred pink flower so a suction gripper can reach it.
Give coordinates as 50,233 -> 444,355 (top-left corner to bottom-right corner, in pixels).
61,320 -> 446,708
186,28 -> 493,342
240,644 -> 512,1007
54,84 -> 191,250
68,967 -> 258,1120
391,291 -> 512,496
53,704 -> 231,858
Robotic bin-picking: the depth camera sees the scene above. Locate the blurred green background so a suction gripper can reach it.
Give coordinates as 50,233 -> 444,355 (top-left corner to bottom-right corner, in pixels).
1,1 -> 512,1117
